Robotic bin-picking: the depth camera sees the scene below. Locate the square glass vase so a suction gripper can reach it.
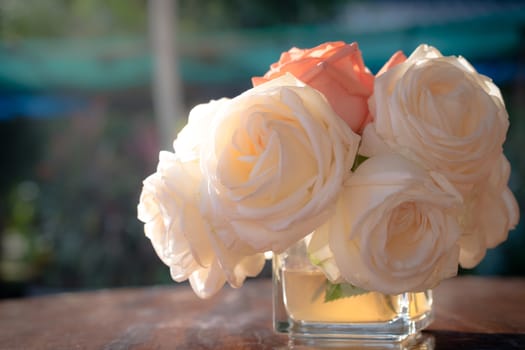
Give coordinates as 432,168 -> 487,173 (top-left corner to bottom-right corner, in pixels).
272,238 -> 434,343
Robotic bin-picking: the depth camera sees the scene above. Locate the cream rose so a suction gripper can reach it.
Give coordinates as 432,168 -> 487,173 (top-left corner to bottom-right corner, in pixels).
459,155 -> 519,268
363,44 -> 509,187
201,74 -> 361,252
310,154 -> 463,294
138,143 -> 264,299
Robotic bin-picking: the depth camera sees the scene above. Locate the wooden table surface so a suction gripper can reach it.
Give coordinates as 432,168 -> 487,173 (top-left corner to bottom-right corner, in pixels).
1,276 -> 524,349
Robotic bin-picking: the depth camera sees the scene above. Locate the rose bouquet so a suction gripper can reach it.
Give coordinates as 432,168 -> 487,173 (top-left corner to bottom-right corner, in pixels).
138,42 -> 518,299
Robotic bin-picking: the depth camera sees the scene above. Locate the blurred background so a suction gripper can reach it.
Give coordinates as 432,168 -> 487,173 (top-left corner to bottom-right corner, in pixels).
1,0 -> 524,298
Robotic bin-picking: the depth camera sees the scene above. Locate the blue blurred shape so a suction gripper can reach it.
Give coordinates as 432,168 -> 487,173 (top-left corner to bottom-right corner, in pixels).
0,94 -> 88,120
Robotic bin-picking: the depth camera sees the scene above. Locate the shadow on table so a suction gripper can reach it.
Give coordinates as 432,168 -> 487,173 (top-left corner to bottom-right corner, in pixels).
430,330 -> 525,350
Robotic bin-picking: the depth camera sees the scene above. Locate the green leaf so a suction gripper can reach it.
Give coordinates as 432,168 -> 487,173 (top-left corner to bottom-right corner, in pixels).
351,154 -> 369,172
324,281 -> 369,302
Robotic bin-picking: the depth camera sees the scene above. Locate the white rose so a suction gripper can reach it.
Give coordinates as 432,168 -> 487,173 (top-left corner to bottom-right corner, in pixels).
363,44 -> 509,187
201,74 -> 361,252
138,150 -> 264,299
310,154 -> 463,294
173,98 -> 230,162
459,155 -> 519,267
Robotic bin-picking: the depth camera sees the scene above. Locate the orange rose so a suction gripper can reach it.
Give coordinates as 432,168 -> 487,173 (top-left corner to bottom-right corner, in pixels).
376,50 -> 407,76
252,42 -> 374,133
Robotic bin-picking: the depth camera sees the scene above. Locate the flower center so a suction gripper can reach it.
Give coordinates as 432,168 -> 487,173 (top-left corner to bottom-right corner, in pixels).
386,202 -> 424,262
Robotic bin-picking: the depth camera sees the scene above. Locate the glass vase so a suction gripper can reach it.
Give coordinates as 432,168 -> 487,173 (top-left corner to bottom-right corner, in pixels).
272,237 -> 434,345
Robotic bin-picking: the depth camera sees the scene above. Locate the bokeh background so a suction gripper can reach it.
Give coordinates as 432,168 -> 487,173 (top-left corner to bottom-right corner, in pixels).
1,0 -> 524,298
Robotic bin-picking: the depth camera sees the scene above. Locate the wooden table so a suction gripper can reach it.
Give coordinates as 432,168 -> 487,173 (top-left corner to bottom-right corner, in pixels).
1,277 -> 524,349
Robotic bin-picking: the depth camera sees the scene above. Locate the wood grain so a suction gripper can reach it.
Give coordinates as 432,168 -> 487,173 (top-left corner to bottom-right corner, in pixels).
0,277 -> 524,349
431,277 -> 525,334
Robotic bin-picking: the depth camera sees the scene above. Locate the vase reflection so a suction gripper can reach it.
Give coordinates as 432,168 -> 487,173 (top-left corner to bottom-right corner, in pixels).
281,332 -> 435,349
